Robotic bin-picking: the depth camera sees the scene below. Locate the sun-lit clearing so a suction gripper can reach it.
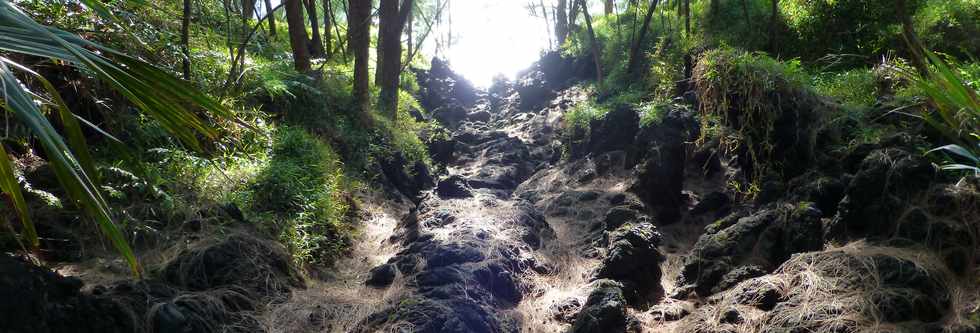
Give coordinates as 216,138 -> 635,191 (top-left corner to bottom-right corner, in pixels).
433,0 -> 552,87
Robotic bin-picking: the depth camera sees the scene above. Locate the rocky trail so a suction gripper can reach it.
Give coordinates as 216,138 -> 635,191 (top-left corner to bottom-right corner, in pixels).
293,55 -> 978,332
3,53 -> 977,333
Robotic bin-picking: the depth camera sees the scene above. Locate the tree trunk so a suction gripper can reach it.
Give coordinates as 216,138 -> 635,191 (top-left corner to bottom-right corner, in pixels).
242,0 -> 256,19
684,0 -> 690,35
604,0 -> 613,15
264,0 -> 277,37
556,0 -> 568,45
627,0 -> 659,76
711,0 -> 719,20
740,0 -> 751,31
896,0 -> 929,78
568,0 -> 580,34
540,0 -> 554,50
768,0 -> 778,53
579,0 -> 603,84
305,0 -> 325,57
406,8 -> 413,63
181,0 -> 192,80
284,0 -> 311,72
324,0 -> 333,59
349,0 -> 372,120
378,0 -> 414,119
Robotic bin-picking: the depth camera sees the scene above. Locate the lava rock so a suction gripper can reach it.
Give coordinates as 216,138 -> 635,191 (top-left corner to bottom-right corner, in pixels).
570,280 -> 629,333
436,175 -> 473,198
595,223 -> 665,303
366,264 -> 397,288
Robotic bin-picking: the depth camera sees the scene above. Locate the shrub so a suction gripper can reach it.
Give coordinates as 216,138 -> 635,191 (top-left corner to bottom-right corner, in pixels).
247,127 -> 353,265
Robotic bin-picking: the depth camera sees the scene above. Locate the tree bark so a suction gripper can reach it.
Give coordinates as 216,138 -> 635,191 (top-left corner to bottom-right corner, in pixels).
378,0 -> 414,119
768,0 -> 778,53
556,0 -> 568,45
579,0 -> 603,84
627,0 -> 659,76
684,0 -> 690,36
305,0 -> 325,57
896,0 -> 929,77
285,0 -> 311,72
264,0 -> 277,38
324,0 -> 333,59
349,0 -> 373,120
242,0 -> 256,19
604,0 -> 613,15
181,0 -> 192,80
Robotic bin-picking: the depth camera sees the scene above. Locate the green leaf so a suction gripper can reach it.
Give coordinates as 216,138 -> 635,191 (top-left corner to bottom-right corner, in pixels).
0,62 -> 140,276
0,143 -> 37,250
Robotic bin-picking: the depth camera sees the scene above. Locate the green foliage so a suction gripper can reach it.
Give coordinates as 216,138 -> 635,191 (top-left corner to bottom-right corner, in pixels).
694,46 -> 820,181
903,52 -> 980,175
812,69 -> 878,108
0,0 -> 238,276
245,127 -> 353,265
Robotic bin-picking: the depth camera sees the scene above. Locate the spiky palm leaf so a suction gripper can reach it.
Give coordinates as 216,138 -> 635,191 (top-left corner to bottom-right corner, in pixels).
0,0 -> 232,277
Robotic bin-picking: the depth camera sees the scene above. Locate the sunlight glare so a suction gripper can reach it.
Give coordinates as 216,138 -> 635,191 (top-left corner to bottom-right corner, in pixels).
436,0 -> 552,87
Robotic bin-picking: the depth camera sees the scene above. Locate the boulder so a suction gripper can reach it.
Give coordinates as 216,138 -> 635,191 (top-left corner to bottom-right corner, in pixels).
595,222 -> 665,303
570,280 -> 629,333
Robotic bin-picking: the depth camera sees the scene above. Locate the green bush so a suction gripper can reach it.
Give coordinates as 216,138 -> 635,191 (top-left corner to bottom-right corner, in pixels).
246,127 -> 352,265
812,69 -> 878,108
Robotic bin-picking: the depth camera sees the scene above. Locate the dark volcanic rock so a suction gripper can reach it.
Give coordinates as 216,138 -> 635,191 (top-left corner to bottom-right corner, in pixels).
587,106 -> 639,155
0,255 -> 136,333
379,153 -> 435,201
595,222 -> 665,303
571,280 -> 629,333
366,264 -> 397,287
678,204 -> 823,296
436,175 -> 473,198
828,148 -> 936,241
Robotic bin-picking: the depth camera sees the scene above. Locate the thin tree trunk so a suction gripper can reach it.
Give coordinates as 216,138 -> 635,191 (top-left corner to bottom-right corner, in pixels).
540,0 -> 554,50
556,0 -> 568,45
768,0 -> 778,53
324,0 -> 333,59
684,0 -> 690,36
349,0 -> 372,121
378,0 -> 414,119
406,8 -> 413,64
568,0 -> 579,32
740,0 -> 751,31
579,0 -> 603,84
264,0 -> 277,37
604,0 -> 613,15
896,0 -> 929,77
285,0 -> 311,72
305,0 -> 325,57
181,0 -> 192,80
627,0 -> 659,76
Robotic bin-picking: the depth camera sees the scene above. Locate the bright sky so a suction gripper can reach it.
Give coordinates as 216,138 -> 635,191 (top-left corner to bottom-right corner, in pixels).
430,1 -> 553,87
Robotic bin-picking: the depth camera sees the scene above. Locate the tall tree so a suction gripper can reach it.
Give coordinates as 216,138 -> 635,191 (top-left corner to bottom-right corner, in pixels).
324,0 -> 333,59
284,0 -> 311,72
556,0 -> 569,45
604,0 -> 613,15
181,0 -> 192,80
626,0 -> 659,76
684,0 -> 690,35
896,0 -> 928,77
349,0 -> 372,119
242,0 -> 256,18
578,0 -> 603,84
305,0 -> 326,57
768,0 -> 778,52
377,0 -> 414,119
264,0 -> 277,37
